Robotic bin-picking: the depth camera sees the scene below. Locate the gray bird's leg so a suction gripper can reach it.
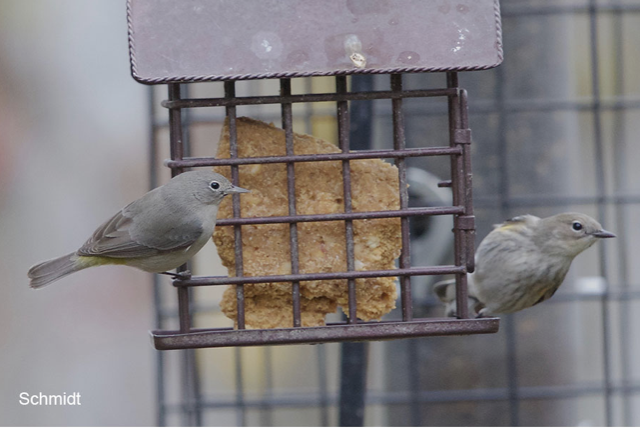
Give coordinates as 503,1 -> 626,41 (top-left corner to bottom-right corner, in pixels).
158,270 -> 192,280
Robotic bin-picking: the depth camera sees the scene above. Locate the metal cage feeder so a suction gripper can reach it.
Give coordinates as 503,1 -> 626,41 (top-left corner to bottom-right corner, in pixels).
127,0 -> 503,350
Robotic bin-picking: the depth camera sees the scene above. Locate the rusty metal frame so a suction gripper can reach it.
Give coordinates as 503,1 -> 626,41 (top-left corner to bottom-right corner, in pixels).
150,72 -> 499,350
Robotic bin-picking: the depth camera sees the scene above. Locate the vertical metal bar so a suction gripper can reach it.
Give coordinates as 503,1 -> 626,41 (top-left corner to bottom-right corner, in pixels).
303,77 -> 314,135
224,80 -> 246,330
339,341 -> 369,426
149,85 -> 167,427
336,75 -> 357,324
391,73 -> 413,322
492,62 -> 520,425
588,2 -> 613,425
181,83 -> 203,427
168,83 -> 191,334
317,344 -> 330,426
235,347 -> 246,427
306,77 -> 330,427
459,89 -> 476,273
304,75 -> 330,427
407,339 -> 422,426
181,85 -> 194,428
260,347 -> 274,427
612,7 -> 630,426
225,80 -> 247,427
446,72 -> 469,320
181,350 -> 200,426
338,75 -> 374,428
280,79 -> 302,327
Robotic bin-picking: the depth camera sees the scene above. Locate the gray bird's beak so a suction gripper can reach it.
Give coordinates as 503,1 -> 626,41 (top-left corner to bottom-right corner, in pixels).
225,186 -> 250,194
592,229 -> 616,238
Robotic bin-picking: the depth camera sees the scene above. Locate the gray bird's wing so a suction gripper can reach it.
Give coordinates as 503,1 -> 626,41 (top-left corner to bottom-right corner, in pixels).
77,189 -> 204,259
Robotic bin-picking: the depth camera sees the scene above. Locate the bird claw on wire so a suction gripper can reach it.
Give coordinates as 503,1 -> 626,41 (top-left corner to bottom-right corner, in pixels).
159,270 -> 192,281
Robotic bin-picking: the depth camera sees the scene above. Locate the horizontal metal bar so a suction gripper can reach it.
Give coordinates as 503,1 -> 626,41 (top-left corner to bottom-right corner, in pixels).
415,287 -> 640,311
174,266 -> 466,287
151,96 -> 640,130
502,3 -> 640,17
474,193 -> 640,209
382,381 -> 640,404
151,317 -> 499,350
161,380 -> 640,411
485,97 -> 640,114
214,206 -> 464,227
159,287 -> 640,319
383,97 -> 640,118
161,88 -> 458,109
165,146 -> 461,168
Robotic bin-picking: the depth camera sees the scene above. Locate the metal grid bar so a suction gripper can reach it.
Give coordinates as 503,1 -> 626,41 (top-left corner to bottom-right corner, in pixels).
172,266 -> 466,287
459,89 -> 476,273
161,88 -> 457,109
491,56 -> 521,425
165,147 -> 462,168
211,206 -> 464,227
336,75 -> 358,324
152,318 -> 499,350
280,79 -> 302,327
224,81 -> 247,331
167,84 -> 192,334
447,72 -> 471,321
391,73 -> 413,322
501,2 -> 640,16
223,81 -> 249,426
589,1 -> 613,424
474,194 -> 640,209
153,96 -> 640,129
182,83 -> 204,427
407,339 -> 421,425
611,5 -> 632,424
160,380 -> 640,411
338,75 -> 375,427
148,87 -> 166,428
316,344 -> 330,426
234,347 -> 246,426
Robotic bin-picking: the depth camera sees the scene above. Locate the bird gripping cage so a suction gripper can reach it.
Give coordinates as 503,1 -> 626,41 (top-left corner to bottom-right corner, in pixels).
127,0 -> 504,350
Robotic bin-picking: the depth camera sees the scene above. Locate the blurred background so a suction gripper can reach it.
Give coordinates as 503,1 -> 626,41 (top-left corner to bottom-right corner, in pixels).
0,0 -> 152,425
1,0 -> 640,426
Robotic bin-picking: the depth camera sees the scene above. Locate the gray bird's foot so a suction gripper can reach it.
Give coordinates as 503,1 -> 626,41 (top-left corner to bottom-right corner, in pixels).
475,308 -> 489,318
159,270 -> 192,280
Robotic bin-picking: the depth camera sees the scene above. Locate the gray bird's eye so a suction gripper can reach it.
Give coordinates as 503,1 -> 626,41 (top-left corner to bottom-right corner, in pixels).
572,221 -> 583,231
210,181 -> 220,190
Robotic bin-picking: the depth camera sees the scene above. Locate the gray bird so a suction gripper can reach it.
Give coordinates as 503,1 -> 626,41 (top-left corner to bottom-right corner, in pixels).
435,212 -> 615,317
28,171 -> 248,288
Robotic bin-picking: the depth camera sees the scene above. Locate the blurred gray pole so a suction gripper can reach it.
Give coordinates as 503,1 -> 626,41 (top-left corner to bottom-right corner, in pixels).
339,341 -> 370,426
339,74 -> 374,426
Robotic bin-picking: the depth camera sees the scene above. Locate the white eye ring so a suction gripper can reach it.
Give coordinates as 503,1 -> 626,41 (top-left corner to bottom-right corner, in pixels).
210,181 -> 220,190
572,221 -> 583,232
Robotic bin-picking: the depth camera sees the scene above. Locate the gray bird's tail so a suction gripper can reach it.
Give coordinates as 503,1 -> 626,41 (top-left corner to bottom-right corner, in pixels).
28,253 -> 83,289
